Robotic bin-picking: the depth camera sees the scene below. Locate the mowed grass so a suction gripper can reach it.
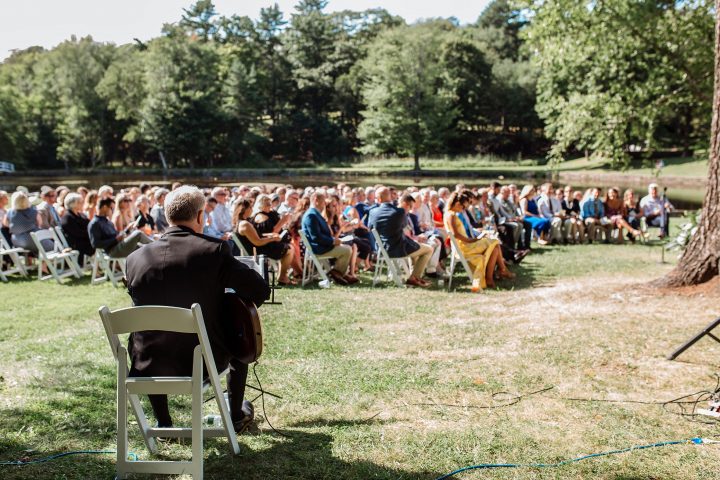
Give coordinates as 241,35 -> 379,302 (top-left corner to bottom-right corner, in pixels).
2,243 -> 720,479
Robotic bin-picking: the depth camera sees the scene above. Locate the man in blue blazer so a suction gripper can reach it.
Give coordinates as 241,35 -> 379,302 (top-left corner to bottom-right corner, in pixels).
301,192 -> 357,285
368,187 -> 432,287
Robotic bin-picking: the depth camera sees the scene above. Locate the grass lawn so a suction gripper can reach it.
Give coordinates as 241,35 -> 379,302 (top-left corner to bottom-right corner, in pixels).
2,243 -> 720,479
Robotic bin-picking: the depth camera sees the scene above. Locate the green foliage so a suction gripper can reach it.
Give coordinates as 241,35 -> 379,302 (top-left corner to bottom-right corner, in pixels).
0,0 -> 712,169
524,0 -> 714,165
140,36 -> 223,167
358,23 -> 459,170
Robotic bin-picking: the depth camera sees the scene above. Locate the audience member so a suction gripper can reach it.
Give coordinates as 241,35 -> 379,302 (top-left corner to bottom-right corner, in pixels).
151,188 -> 170,233
640,183 -> 673,238
444,191 -> 513,292
604,187 -> 642,243
89,198 -> 152,258
134,195 -> 155,235
582,188 -> 612,243
302,192 -> 357,285
60,193 -> 94,258
368,187 -> 432,288
519,185 -> 550,245
210,187 -> 233,235
4,191 -> 52,253
234,199 -> 296,285
37,186 -> 61,229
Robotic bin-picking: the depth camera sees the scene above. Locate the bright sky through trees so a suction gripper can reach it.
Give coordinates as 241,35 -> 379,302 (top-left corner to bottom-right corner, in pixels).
0,0 -> 491,60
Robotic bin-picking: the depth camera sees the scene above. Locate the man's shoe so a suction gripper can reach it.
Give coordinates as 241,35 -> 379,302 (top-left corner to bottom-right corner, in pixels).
328,270 -> 349,285
233,400 -> 255,434
343,275 -> 360,284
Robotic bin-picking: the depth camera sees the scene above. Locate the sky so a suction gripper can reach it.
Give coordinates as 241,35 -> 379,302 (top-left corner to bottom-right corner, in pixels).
0,0 -> 492,61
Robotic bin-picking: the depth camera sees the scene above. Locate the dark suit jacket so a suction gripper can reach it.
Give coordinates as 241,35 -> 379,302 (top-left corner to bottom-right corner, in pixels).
126,226 -> 270,378
301,207 -> 335,255
60,211 -> 93,257
368,203 -> 420,258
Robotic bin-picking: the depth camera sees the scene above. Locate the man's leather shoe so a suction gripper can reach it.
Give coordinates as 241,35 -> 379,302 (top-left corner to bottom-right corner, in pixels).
328,270 -> 349,285
232,400 -> 255,434
344,275 -> 359,284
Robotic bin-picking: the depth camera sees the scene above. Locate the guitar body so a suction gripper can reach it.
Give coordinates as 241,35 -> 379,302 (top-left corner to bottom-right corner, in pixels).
222,292 -> 263,364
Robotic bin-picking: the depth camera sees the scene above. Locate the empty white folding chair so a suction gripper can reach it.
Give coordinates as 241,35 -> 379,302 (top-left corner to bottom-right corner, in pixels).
299,230 -> 333,287
99,303 -> 239,480
0,234 -> 29,281
30,230 -> 82,284
53,225 -> 92,273
446,230 -> 475,291
91,249 -> 126,287
371,229 -> 411,288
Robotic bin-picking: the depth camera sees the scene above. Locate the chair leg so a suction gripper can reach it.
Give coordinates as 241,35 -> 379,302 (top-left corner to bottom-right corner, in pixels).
191,347 -> 204,479
117,348 -> 129,480
128,393 -> 158,454
448,255 -> 456,290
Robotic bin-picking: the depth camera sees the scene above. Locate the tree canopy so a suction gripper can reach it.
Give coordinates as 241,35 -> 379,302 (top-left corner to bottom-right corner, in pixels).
0,0 -> 714,170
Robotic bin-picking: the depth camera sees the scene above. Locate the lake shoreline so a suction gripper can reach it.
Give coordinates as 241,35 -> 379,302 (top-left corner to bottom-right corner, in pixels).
1,166 -> 708,188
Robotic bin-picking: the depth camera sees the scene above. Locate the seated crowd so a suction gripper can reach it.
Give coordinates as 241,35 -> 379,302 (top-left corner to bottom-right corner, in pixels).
0,180 -> 672,290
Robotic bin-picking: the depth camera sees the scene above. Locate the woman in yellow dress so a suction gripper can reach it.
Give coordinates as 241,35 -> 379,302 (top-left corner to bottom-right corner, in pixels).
444,191 -> 514,291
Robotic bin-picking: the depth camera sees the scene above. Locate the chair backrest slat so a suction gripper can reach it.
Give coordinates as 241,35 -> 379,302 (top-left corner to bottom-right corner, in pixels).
101,305 -> 197,334
33,229 -> 54,242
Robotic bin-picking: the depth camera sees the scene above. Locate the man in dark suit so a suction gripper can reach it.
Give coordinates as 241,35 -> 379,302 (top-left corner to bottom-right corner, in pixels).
368,187 -> 432,287
301,191 -> 357,285
126,186 -> 270,432
59,193 -> 94,259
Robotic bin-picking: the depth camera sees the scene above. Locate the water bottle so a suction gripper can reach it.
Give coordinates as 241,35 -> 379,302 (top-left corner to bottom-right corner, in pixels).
203,415 -> 222,427
438,278 -> 445,288
319,279 -> 331,288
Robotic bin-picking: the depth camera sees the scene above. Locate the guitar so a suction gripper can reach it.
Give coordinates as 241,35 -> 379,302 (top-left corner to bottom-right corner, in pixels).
222,292 -> 263,364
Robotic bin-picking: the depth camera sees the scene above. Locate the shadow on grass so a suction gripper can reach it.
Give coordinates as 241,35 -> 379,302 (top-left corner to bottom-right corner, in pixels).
205,429 -> 442,480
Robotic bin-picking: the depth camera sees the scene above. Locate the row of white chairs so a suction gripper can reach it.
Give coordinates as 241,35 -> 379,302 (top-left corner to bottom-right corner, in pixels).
297,228 -> 474,291
0,227 -> 126,286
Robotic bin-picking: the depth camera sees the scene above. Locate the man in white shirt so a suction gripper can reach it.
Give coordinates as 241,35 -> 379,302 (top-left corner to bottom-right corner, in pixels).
536,183 -> 564,243
277,190 -> 299,216
209,187 -> 232,235
640,183 -> 673,237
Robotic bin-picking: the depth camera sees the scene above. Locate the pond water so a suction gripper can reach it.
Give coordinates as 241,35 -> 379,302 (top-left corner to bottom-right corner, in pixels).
0,173 -> 705,210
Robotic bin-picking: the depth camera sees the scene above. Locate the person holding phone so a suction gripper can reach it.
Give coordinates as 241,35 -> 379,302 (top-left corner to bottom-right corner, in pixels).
88,198 -> 153,258
233,199 -> 297,285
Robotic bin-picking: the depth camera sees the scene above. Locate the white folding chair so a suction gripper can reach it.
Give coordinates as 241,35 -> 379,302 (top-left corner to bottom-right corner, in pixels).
446,230 -> 475,291
54,225 -> 93,271
51,227 -> 85,274
91,249 -> 126,287
0,234 -> 29,281
299,230 -> 333,287
30,229 -> 82,284
99,303 -> 240,480
371,229 -> 411,288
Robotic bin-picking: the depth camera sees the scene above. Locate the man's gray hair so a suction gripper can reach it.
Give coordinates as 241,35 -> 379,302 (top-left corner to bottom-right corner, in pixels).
165,186 -> 206,224
64,193 -> 82,211
154,188 -> 169,201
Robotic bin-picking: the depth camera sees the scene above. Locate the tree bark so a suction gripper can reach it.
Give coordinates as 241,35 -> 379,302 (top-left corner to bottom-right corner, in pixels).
661,0 -> 720,287
413,152 -> 421,171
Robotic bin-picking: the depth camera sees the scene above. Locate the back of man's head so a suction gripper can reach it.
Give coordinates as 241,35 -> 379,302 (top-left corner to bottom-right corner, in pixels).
310,191 -> 325,208
376,187 -> 391,203
165,186 -> 205,227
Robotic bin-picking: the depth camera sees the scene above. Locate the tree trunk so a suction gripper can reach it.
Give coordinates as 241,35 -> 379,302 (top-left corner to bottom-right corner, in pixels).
661,0 -> 720,287
413,152 -> 421,171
